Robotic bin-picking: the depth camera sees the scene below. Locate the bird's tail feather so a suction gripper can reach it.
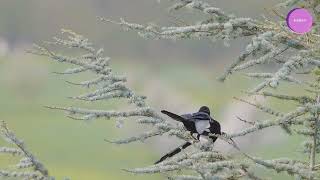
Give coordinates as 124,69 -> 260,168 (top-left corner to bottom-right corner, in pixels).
161,110 -> 185,122
154,142 -> 192,164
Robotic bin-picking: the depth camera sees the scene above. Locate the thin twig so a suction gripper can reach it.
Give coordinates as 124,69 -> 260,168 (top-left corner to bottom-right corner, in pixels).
236,116 -> 255,125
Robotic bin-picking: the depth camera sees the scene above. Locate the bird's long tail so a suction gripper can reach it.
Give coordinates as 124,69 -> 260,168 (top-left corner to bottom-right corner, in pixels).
155,142 -> 192,164
161,110 -> 185,122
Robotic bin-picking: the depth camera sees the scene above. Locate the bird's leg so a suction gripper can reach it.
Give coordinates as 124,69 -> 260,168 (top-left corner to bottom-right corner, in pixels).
189,132 -> 198,141
196,134 -> 201,140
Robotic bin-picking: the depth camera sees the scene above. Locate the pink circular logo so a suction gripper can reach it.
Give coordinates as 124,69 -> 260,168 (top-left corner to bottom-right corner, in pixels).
286,8 -> 313,34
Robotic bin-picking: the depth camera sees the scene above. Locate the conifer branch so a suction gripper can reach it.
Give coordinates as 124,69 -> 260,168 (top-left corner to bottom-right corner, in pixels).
0,121 -> 53,180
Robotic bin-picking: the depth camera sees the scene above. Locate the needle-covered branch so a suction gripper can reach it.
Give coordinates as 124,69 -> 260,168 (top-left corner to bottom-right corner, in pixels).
101,0 -> 319,91
246,91 -> 315,104
0,121 -> 53,180
233,97 -> 285,117
99,0 -> 261,44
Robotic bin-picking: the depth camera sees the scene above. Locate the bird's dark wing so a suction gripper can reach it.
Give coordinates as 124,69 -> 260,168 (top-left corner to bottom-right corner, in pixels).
161,110 -> 186,122
210,119 -> 221,134
208,119 -> 221,143
180,112 -> 212,134
162,110 -> 197,133
180,113 -> 193,120
191,112 -> 211,121
178,112 -> 211,123
155,142 -> 192,164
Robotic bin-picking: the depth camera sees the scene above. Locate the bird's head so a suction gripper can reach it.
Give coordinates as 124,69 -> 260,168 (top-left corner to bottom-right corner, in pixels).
199,106 -> 210,115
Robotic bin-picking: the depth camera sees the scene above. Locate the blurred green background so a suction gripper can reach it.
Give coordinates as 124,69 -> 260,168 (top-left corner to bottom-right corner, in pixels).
0,0 -> 313,179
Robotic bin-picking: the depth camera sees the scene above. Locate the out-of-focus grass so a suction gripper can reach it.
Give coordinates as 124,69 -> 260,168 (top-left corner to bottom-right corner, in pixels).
0,54 -> 317,180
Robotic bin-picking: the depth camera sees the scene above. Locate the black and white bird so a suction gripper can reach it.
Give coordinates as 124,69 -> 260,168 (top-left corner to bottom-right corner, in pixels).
155,106 -> 221,164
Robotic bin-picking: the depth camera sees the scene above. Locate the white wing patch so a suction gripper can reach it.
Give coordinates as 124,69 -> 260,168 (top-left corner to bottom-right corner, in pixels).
195,120 -> 210,134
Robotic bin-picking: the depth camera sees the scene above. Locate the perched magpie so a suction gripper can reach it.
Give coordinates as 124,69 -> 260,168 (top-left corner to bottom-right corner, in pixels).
155,106 -> 221,164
